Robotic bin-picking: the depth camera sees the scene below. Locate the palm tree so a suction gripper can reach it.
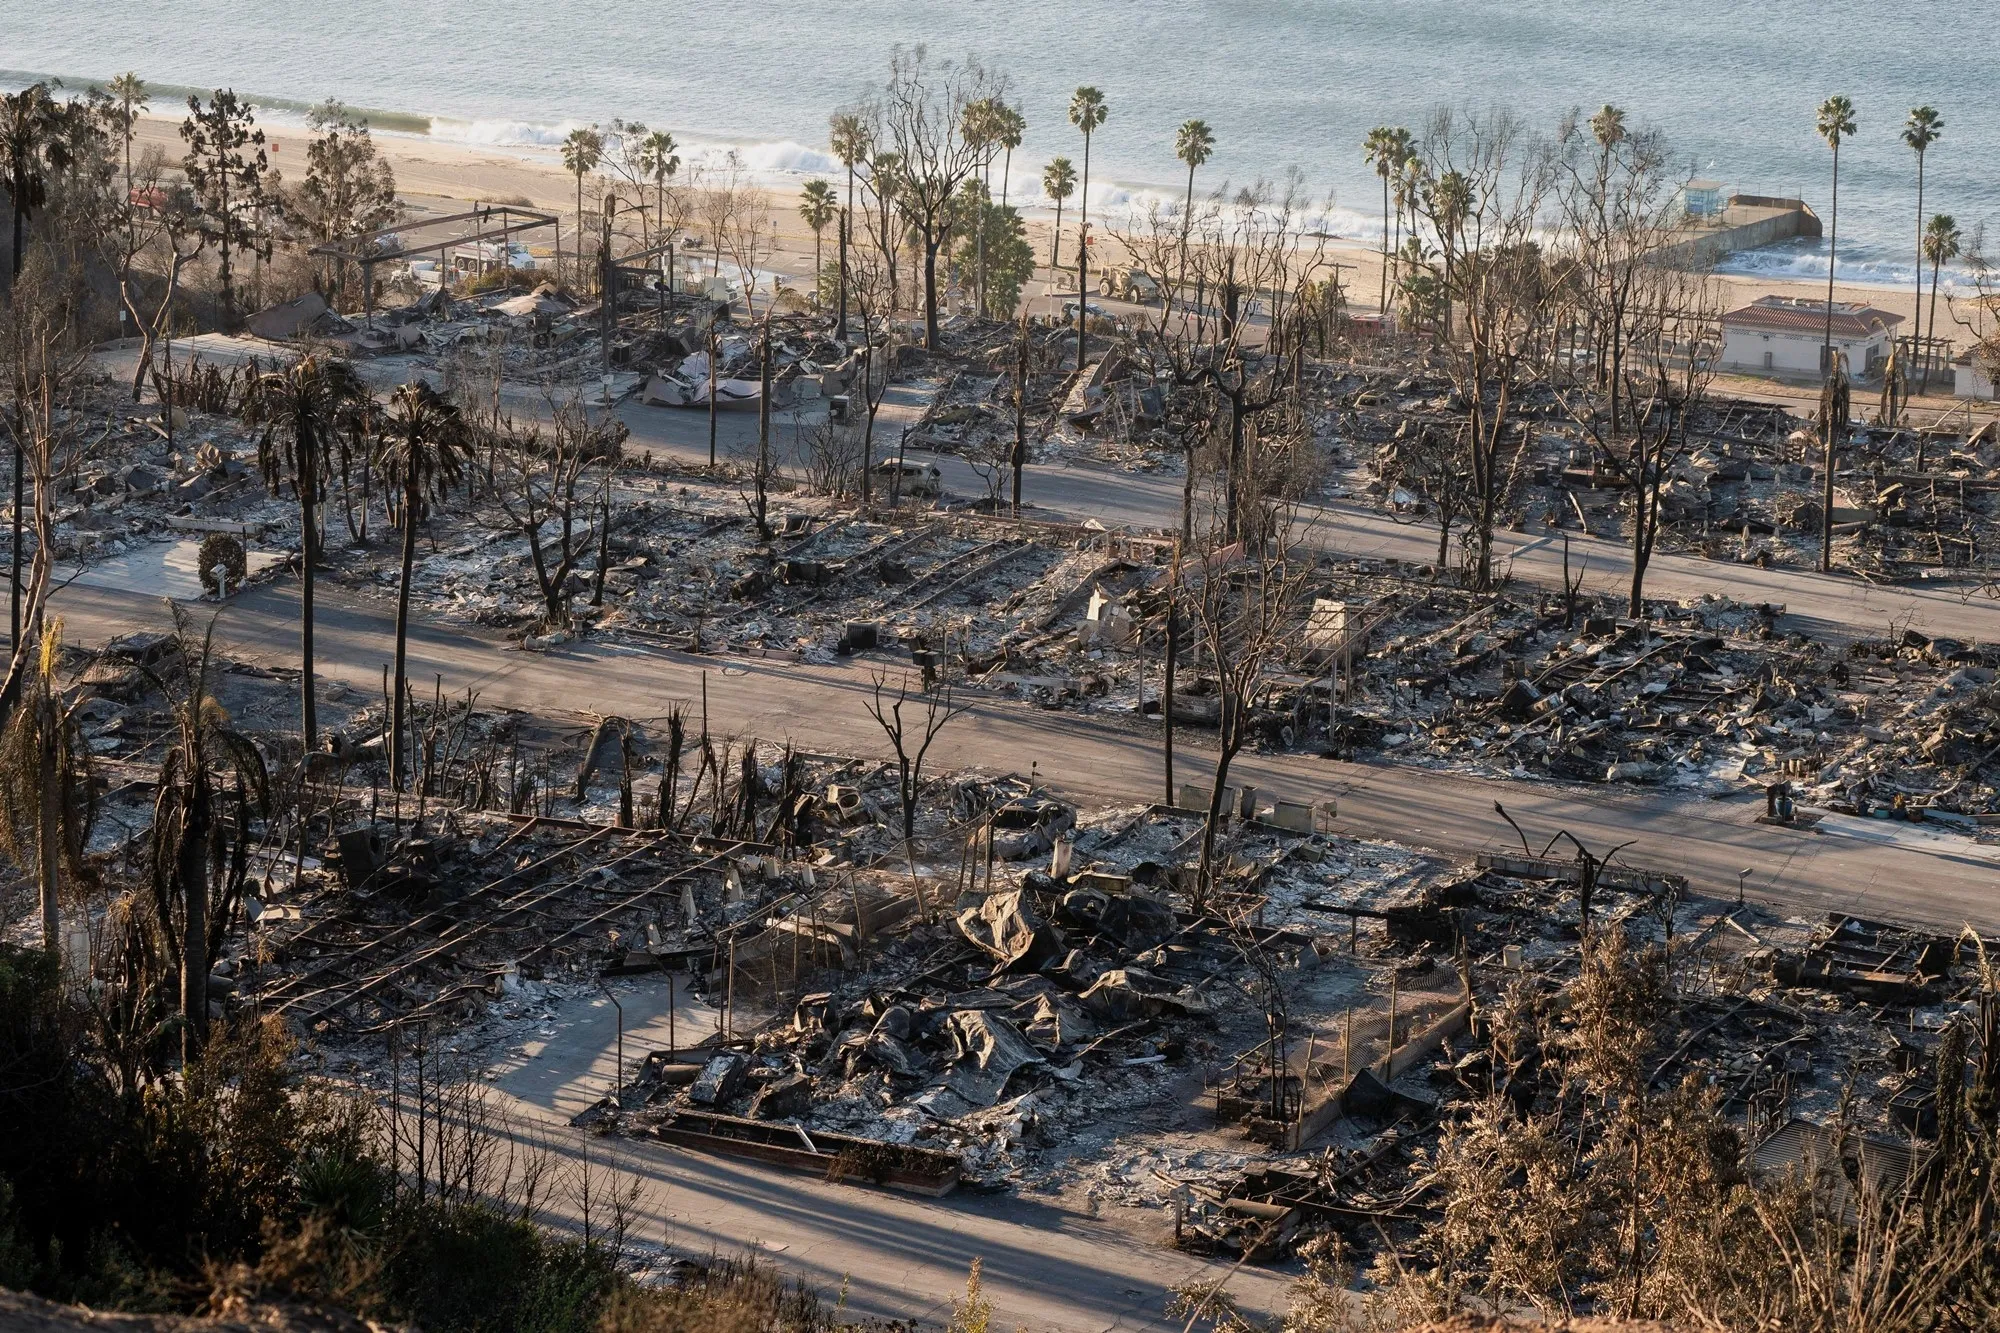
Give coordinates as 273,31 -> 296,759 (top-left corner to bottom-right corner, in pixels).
829,110 -> 871,335
1815,96 -> 1857,370
1043,156 -> 1076,271
107,74 -> 147,249
1392,149 -> 1422,309
1,83 -> 72,651
1362,126 -> 1410,314
250,354 -> 366,752
561,126 -> 605,288
1068,87 -> 1108,373
799,178 -> 838,308
635,129 -> 680,252
150,610 -> 267,1059
1814,95 -> 1858,576
1922,213 -> 1961,394
962,98 -> 1005,318
1902,107 -> 1943,371
1,83 -> 68,281
377,382 -> 470,791
1175,119 -> 1216,304
996,105 -> 1026,214
0,620 -> 93,957
1589,103 -> 1628,150
1426,169 -> 1472,339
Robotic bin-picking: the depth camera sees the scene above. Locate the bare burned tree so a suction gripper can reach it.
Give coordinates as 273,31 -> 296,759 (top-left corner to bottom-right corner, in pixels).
720,170 -> 776,321
1383,420 -> 1475,575
1551,105 -> 1686,434
863,670 -> 966,847
1,253 -> 104,719
1188,501 -> 1313,908
1138,174 -> 1328,545
119,156 -> 208,402
847,230 -> 900,506
484,392 -> 626,630
1563,266 -> 1723,614
879,46 -> 1003,349
1409,107 -> 1559,591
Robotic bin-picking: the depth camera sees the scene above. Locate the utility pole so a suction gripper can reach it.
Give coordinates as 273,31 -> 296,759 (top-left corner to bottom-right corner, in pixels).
707,323 -> 719,469
755,319 -> 772,536
1012,317 -> 1028,517
600,194 -> 616,393
836,208 -> 849,341
1163,540 -> 1181,805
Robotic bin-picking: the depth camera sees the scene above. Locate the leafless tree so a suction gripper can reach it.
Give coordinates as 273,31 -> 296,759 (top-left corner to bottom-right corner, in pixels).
847,230 -> 900,505
1409,107 -> 1559,591
863,670 -> 966,846
1561,266 -> 1723,613
1551,105 -> 1687,433
723,188 -> 776,321
878,46 -> 1003,349
0,253 -> 104,723
1186,503 -> 1313,907
1383,420 -> 1475,575
482,392 -> 625,630
120,160 -> 209,403
1139,175 -> 1329,545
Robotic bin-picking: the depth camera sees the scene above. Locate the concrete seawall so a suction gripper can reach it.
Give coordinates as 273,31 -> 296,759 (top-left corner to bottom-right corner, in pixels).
1662,198 -> 1822,270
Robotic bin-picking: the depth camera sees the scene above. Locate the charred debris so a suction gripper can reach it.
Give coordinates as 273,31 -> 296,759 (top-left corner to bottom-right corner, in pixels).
49,298 -> 2000,834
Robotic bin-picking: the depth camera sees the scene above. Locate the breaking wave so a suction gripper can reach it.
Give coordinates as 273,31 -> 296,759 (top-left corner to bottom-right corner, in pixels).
1714,240 -> 1973,292
429,117 -> 593,148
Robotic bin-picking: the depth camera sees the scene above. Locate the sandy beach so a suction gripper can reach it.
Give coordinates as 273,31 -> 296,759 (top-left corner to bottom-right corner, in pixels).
129,111 -> 1953,345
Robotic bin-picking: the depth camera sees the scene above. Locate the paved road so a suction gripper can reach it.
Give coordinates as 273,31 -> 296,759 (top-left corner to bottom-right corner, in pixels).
55,354 -> 2000,1326
48,576 -> 2000,934
584,383 -> 2000,652
123,336 -> 2000,649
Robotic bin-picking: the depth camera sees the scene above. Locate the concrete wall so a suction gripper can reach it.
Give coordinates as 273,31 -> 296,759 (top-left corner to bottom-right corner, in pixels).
1660,203 -> 1820,270
1959,358 -> 1997,400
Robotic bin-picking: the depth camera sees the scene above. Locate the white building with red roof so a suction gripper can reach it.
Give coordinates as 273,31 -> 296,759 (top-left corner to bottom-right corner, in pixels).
1720,295 -> 1903,381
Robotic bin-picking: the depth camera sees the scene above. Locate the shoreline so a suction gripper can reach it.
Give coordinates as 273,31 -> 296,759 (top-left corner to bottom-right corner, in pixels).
125,112 -> 1958,340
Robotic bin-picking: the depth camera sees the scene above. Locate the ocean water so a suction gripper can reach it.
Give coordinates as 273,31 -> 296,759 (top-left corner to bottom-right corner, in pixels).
7,1 -> 1992,288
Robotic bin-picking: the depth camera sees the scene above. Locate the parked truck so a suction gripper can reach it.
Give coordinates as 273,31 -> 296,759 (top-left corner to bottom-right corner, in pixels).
1096,265 -> 1163,304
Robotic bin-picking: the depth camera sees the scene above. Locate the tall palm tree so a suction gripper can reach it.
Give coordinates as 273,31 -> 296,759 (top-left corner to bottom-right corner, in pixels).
1392,149 -> 1421,310
107,74 -> 147,253
1902,107 -> 1943,371
1068,87 -> 1108,372
635,129 -> 679,253
829,110 -> 871,335
962,98 -> 1005,318
1922,213 -> 1961,395
561,126 -> 605,288
1043,156 -> 1076,271
799,178 -> 838,307
250,354 -> 366,751
1175,119 -> 1216,305
1815,95 -> 1857,576
1362,126 -> 1410,314
1,83 -> 72,652
1815,96 -> 1857,370
377,382 -> 470,791
1589,103 -> 1628,151
996,104 -> 1026,214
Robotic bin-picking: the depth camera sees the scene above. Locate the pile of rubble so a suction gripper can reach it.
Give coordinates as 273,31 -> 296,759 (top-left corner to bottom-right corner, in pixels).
583,799 -> 1439,1194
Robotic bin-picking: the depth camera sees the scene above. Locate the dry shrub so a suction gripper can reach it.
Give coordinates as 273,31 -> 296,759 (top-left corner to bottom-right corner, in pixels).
598,1256 -> 846,1333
